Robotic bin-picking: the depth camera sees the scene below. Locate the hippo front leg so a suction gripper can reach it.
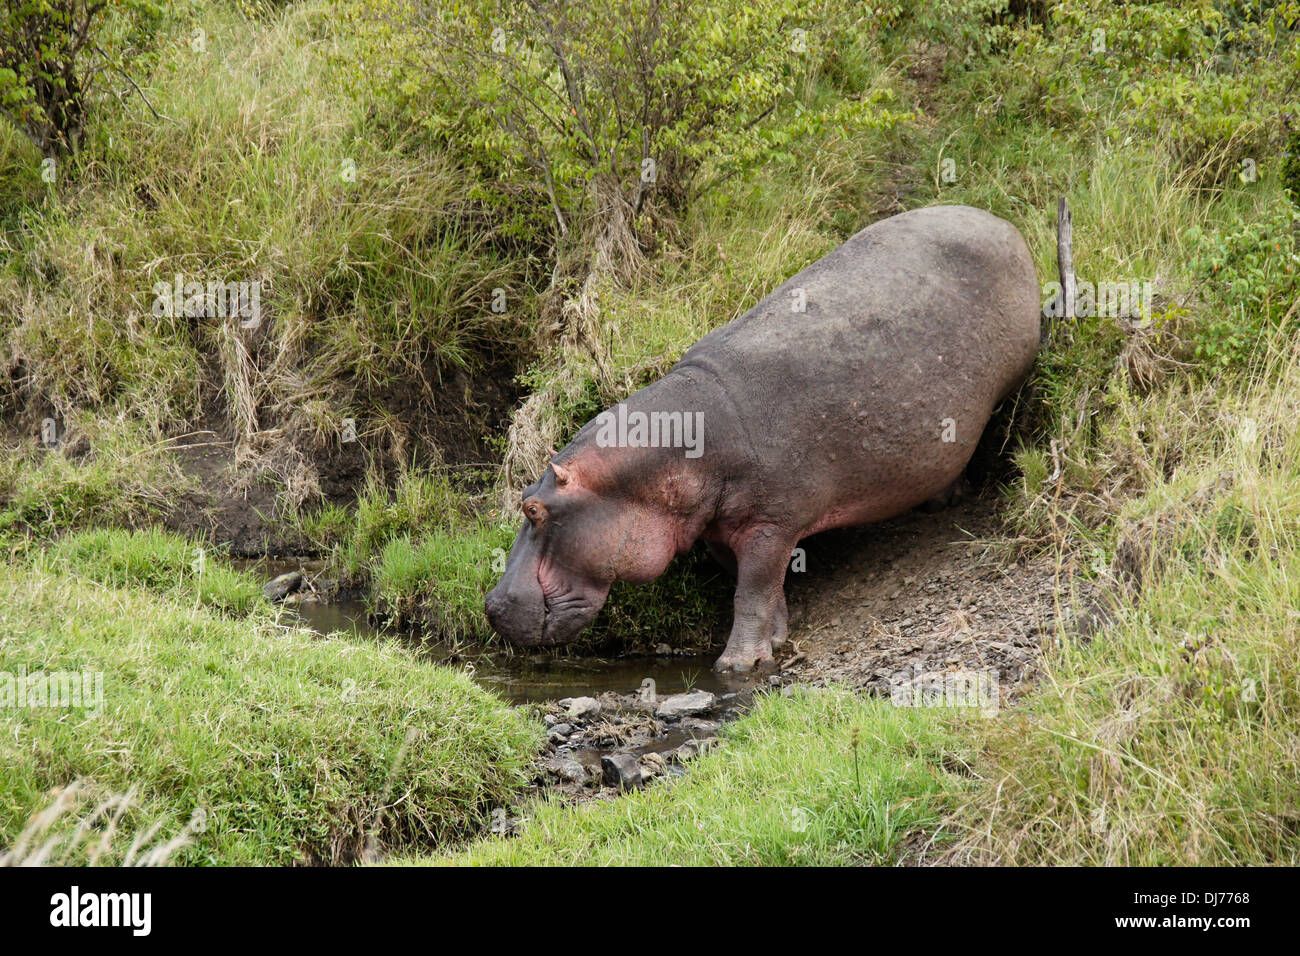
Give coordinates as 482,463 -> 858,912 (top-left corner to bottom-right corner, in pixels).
714,524 -> 794,672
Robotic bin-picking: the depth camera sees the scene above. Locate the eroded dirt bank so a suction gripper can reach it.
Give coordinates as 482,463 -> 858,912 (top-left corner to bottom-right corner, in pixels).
781,496 -> 1093,699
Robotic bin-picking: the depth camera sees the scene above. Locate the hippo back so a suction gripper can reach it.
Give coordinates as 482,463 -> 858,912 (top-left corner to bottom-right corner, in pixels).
668,204 -> 1040,531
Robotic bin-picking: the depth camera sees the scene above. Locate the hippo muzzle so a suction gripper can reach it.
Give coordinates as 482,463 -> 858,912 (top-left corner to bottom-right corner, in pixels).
484,581 -> 603,648
484,521 -> 609,647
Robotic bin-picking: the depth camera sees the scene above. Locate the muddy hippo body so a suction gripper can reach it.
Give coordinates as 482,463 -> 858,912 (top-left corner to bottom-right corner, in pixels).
486,205 -> 1040,671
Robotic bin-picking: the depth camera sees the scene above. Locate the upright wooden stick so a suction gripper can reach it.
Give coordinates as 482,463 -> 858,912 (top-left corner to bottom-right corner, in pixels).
1057,195 -> 1076,320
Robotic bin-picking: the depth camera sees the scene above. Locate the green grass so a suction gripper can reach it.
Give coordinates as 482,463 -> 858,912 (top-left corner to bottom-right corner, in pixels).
372,521 -> 513,636
413,687 -> 969,866
0,421 -> 189,540
46,527 -> 263,615
945,339 -> 1300,865
0,559 -> 542,865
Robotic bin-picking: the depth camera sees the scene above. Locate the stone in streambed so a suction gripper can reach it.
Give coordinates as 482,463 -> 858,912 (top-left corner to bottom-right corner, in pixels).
601,753 -> 643,791
655,690 -> 715,720
263,571 -> 304,602
674,737 -> 718,762
563,696 -> 601,719
542,757 -> 588,785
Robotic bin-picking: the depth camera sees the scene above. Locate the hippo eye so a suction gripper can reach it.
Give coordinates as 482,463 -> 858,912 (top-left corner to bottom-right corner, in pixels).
522,497 -> 548,526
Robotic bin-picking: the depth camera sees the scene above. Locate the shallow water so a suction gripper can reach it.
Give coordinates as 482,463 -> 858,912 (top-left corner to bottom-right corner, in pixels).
251,559 -> 746,705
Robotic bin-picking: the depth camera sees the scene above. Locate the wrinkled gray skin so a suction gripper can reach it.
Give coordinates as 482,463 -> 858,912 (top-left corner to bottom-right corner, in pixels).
486,205 -> 1040,671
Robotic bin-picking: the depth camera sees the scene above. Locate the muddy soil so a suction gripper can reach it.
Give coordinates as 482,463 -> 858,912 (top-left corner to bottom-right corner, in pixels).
160,358 -> 519,556
780,494 -> 1095,704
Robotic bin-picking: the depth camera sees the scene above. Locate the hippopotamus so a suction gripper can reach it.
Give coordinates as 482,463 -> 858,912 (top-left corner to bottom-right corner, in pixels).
486,204 -> 1040,671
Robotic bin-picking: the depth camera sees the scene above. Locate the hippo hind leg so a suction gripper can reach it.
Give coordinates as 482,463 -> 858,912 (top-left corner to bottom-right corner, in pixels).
714,524 -> 794,672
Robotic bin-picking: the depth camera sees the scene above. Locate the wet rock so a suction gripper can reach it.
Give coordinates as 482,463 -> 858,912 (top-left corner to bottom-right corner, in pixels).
543,757 -> 588,785
564,696 -> 602,720
674,737 -> 718,761
656,690 -> 715,720
638,752 -> 667,779
547,723 -> 573,743
263,571 -> 304,602
601,753 -> 643,791
654,643 -> 673,655
675,719 -> 718,740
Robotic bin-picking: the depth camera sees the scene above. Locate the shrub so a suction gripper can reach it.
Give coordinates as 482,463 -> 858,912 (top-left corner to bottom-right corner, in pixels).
343,0 -> 908,259
0,0 -> 163,155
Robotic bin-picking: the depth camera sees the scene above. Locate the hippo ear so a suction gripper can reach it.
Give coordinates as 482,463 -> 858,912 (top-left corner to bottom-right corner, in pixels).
551,462 -> 574,489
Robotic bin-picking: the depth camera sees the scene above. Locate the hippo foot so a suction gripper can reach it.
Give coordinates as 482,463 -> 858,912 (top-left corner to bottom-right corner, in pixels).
714,641 -> 775,673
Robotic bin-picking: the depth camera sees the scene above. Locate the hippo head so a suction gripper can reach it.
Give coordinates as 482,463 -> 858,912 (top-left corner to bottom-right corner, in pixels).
485,460 -> 676,648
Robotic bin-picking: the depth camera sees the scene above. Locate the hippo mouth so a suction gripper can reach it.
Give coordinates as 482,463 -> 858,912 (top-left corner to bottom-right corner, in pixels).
535,591 -> 603,646
485,578 -> 605,648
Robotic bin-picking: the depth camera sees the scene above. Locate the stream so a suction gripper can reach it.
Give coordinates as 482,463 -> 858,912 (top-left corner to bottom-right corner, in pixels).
246,558 -> 760,793
282,588 -> 739,704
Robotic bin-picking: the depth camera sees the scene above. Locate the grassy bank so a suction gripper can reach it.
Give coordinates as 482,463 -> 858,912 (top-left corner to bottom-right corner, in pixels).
944,337 -> 1300,865
418,687 -> 969,866
0,543 -> 541,865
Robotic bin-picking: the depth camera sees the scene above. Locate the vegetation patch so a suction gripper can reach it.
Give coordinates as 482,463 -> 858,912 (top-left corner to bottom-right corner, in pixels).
415,687 -> 968,866
0,560 -> 542,865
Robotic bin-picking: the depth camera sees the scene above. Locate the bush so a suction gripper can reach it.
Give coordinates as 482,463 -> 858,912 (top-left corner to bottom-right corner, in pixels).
0,0 -> 163,155
343,0 -> 908,258
1184,203 -> 1300,367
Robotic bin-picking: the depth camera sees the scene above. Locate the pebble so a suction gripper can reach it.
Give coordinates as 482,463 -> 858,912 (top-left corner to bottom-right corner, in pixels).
542,757 -> 587,784
601,753 -> 643,791
655,690 -> 716,720
565,696 -> 601,719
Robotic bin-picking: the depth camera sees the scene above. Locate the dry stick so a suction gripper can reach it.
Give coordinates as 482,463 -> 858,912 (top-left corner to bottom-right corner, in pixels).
1049,196 -> 1077,661
91,45 -> 173,123
1057,195 -> 1076,322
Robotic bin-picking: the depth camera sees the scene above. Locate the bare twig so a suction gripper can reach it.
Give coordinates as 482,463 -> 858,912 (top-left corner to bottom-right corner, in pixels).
92,44 -> 173,123
1057,195 -> 1076,321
